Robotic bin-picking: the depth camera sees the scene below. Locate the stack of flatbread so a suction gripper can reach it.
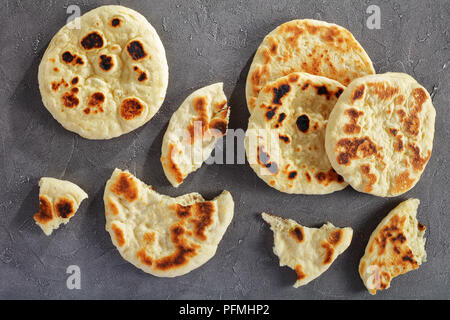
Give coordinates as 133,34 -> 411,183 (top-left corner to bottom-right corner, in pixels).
245,19 -> 435,197
245,19 -> 375,195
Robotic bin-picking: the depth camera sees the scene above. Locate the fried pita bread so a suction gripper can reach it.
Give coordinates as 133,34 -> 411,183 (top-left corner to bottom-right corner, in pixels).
262,212 -> 353,287
161,83 -> 230,187
34,177 -> 88,236
245,72 -> 347,194
246,19 -> 375,113
38,5 -> 168,139
325,73 -> 436,197
104,169 -> 234,277
359,199 -> 426,295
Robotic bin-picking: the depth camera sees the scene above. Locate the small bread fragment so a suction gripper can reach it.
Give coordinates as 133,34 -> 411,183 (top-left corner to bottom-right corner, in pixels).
34,177 -> 88,236
161,83 -> 230,187
359,198 -> 427,295
262,212 -> 353,287
104,169 -> 234,277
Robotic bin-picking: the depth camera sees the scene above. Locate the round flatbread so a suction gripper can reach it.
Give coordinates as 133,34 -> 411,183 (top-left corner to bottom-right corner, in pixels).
359,199 -> 426,295
245,72 -> 348,194
38,5 -> 168,139
34,177 -> 88,236
104,169 -> 234,277
262,212 -> 353,288
246,19 -> 375,113
325,73 -> 436,197
161,83 -> 230,187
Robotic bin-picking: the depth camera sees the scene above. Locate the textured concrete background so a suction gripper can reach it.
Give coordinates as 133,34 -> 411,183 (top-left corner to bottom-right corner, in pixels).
0,0 -> 449,299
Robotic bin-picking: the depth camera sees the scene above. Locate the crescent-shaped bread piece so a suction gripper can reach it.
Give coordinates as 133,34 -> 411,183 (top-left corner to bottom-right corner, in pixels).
262,212 -> 353,287
325,73 -> 436,197
161,83 -> 230,187
359,199 -> 426,295
245,72 -> 347,194
38,5 -> 168,139
104,169 -> 234,277
34,177 -> 88,236
246,19 -> 375,113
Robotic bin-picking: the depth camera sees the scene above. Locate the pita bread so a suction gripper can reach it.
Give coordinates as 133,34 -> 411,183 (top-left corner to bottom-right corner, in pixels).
246,19 -> 375,113
245,72 -> 347,194
38,5 -> 168,139
359,199 -> 426,295
262,212 -> 353,287
161,83 -> 229,187
104,169 -> 234,277
34,177 -> 88,236
325,73 -> 436,197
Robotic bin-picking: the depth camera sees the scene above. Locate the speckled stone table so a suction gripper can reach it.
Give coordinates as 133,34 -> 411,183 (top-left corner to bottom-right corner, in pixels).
0,0 -> 449,299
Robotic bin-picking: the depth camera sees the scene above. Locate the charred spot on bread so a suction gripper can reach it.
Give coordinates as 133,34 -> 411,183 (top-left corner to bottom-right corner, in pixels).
34,196 -> 53,224
111,18 -> 121,27
55,198 -> 74,218
62,92 -> 79,108
290,226 -> 304,242
81,32 -> 104,50
99,55 -> 113,71
273,84 -> 290,104
111,172 -> 138,202
127,40 -> 147,60
120,98 -> 144,120
296,115 -> 310,133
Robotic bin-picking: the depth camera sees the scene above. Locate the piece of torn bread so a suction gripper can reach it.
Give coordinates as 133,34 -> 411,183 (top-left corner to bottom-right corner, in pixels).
359,198 -> 427,295
104,168 -> 234,277
262,212 -> 353,287
161,83 -> 229,187
34,177 -> 88,235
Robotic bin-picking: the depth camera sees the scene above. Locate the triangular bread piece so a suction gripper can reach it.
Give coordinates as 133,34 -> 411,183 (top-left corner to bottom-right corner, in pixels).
262,212 -> 353,287
359,198 -> 426,295
34,177 -> 88,235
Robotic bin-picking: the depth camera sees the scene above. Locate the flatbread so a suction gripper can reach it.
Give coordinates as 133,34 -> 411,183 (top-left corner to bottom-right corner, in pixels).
325,73 -> 436,197
38,5 -> 168,139
262,212 -> 353,287
359,199 -> 426,295
245,72 -> 347,194
104,169 -> 234,277
34,177 -> 88,236
161,83 -> 229,187
246,19 -> 375,113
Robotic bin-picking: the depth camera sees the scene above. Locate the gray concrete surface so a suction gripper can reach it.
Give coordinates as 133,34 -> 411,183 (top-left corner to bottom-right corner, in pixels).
0,0 -> 449,299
